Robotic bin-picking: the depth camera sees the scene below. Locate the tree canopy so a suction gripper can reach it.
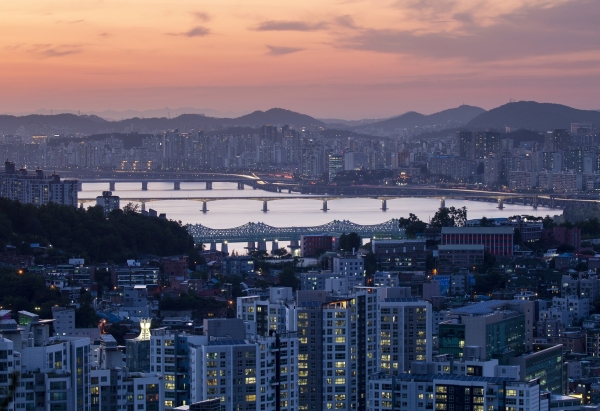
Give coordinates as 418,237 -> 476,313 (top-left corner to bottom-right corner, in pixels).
278,266 -> 299,291
339,232 -> 361,251
430,206 -> 467,228
398,213 -> 427,238
0,198 -> 195,263
0,268 -> 62,318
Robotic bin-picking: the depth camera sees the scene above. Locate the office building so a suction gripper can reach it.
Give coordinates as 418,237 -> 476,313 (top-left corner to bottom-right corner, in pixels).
508,343 -> 566,395
441,227 -> 514,257
438,300 -> 534,363
437,244 -> 484,272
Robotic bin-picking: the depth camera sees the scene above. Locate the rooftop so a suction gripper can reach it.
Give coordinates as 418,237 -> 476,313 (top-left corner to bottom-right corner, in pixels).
441,227 -> 514,235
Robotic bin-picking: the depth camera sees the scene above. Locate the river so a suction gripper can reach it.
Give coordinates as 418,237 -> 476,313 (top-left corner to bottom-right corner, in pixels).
80,182 -> 560,255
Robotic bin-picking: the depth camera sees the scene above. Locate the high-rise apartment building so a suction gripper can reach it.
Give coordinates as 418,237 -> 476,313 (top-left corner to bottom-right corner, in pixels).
0,310 -> 91,411
0,161 -> 78,206
92,333 -> 163,411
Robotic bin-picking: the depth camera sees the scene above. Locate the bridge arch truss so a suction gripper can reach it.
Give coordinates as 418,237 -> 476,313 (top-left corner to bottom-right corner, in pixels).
188,219 -> 405,244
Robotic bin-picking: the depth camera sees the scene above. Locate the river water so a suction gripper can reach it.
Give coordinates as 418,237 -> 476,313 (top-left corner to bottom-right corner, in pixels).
80,182 -> 559,255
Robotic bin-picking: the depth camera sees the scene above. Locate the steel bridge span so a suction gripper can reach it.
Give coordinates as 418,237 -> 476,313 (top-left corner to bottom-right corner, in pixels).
187,219 -> 405,249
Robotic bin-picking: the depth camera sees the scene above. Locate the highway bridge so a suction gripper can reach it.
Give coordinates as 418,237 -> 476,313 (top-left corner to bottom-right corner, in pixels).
74,173 -> 600,211
76,192 -> 565,212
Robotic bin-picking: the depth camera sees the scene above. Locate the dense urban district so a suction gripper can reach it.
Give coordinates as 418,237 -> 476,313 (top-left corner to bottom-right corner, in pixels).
2,101 -> 600,411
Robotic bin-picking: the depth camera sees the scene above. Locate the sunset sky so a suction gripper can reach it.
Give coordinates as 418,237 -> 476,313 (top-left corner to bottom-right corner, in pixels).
1,0 -> 599,119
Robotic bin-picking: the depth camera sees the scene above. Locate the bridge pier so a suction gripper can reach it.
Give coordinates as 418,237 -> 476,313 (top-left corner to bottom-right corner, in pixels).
142,182 -> 148,191
381,199 -> 388,211
174,182 -> 181,190
532,196 -> 538,209
497,199 -> 504,210
202,201 -> 208,213
288,239 -> 300,256
109,181 -> 116,191
206,181 -> 213,190
221,242 -> 228,255
141,202 -> 146,212
237,182 -> 245,190
210,243 -> 217,251
322,200 -> 329,212
262,201 -> 268,212
440,199 -> 446,209
288,188 -> 292,194
258,241 -> 267,251
247,242 -> 256,252
271,240 -> 279,252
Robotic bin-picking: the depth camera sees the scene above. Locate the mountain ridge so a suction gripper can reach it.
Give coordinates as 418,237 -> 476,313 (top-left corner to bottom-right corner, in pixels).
354,105 -> 486,133
0,108 -> 325,135
1,102 -> 598,136
466,101 -> 600,130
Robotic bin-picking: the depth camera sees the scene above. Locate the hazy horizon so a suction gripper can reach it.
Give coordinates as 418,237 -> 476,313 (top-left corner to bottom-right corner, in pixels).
2,0 -> 599,119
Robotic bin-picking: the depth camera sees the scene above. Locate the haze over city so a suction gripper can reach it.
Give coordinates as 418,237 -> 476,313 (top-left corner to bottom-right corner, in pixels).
2,0 -> 599,119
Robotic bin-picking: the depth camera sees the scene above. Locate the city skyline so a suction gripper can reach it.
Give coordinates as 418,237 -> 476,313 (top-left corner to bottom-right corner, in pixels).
1,0 -> 599,119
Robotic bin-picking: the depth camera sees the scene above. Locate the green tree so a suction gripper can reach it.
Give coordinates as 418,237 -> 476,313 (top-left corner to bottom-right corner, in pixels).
557,243 -> 575,254
473,271 -> 505,294
272,247 -> 289,258
0,198 -> 196,264
399,213 -> 428,238
75,290 -> 99,328
542,215 -> 555,229
364,252 -> 377,276
480,217 -> 495,227
346,232 -> 361,251
278,266 -> 299,291
430,206 -> 467,228
122,202 -> 140,215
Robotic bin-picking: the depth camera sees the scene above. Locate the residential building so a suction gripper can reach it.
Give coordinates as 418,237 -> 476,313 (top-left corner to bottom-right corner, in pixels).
0,310 -> 91,411
437,244 -> 484,272
332,255 -> 364,276
95,191 -> 120,215
0,161 -> 78,207
366,372 -> 540,411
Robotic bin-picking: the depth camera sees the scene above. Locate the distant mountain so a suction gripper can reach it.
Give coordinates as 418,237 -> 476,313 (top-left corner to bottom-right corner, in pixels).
89,107 -> 243,120
0,113 -> 110,134
0,108 -> 324,135
318,118 -> 382,128
466,101 -> 600,130
233,108 -> 324,127
6,107 -> 246,120
355,105 -> 485,132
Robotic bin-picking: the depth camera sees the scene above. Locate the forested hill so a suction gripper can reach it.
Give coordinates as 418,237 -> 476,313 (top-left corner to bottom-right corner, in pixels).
0,199 -> 194,263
